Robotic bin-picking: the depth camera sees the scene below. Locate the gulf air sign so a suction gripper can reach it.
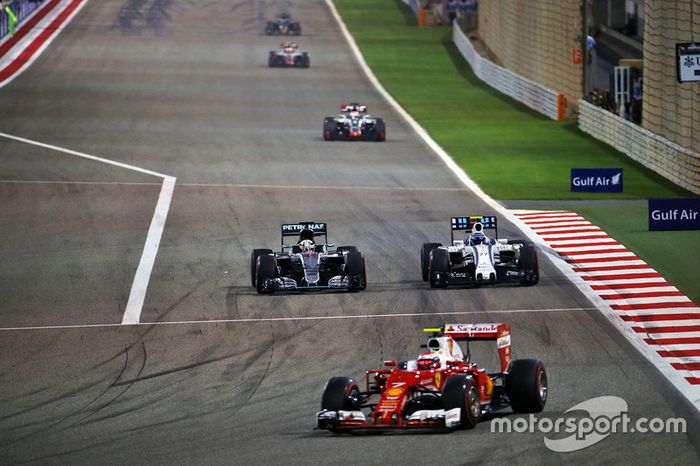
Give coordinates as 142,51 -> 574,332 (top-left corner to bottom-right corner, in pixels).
571,168 -> 623,193
649,198 -> 700,231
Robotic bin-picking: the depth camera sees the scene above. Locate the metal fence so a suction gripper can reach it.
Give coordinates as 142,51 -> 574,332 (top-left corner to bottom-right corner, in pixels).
0,0 -> 45,40
453,24 -> 566,121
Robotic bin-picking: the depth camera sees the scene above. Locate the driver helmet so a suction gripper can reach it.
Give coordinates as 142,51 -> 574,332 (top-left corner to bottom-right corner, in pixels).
298,227 -> 315,242
417,355 -> 441,370
299,239 -> 315,253
466,222 -> 487,245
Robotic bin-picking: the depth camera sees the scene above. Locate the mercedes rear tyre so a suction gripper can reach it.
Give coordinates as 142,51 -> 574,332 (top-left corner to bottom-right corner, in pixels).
344,251 -> 366,291
442,374 -> 480,429
250,248 -> 273,287
255,254 -> 277,294
337,246 -> 358,253
506,359 -> 547,413
421,242 -> 442,282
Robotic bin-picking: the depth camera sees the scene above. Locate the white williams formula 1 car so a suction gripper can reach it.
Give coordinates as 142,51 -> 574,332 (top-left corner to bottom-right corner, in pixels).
421,216 -> 539,288
251,222 -> 366,294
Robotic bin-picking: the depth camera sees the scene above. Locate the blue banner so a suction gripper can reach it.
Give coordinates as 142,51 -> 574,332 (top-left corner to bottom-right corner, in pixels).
571,168 -> 623,192
649,198 -> 700,231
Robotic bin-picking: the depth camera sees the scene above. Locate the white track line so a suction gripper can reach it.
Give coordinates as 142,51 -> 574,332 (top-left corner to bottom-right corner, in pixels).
324,1 -> 700,408
121,176 -> 175,324
0,179 -> 469,192
0,307 -> 595,331
0,132 -> 176,325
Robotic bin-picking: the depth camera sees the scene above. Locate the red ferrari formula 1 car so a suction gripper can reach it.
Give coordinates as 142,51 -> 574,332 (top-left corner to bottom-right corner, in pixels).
316,323 -> 547,432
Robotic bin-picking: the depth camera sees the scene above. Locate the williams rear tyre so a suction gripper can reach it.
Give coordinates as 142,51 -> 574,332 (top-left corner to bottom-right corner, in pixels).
518,245 -> 539,286
250,248 -> 273,287
442,375 -> 480,429
255,254 -> 277,294
344,251 -> 366,291
421,242 -> 442,282
506,359 -> 547,413
428,248 -> 449,288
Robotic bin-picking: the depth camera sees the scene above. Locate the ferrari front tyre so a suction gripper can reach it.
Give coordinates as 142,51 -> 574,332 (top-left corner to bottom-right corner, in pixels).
421,242 -> 442,282
255,254 -> 277,294
518,245 -> 539,286
321,376 -> 361,411
344,251 -> 366,291
250,248 -> 273,287
428,248 -> 449,288
506,359 -> 547,413
442,374 -> 479,429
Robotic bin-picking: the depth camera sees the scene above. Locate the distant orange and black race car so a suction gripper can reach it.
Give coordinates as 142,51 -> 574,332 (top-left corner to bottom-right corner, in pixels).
317,323 -> 547,432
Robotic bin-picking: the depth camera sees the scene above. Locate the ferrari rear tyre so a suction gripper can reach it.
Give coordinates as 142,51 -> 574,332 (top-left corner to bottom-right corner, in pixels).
506,359 -> 547,413
250,248 -> 273,287
518,245 -> 539,286
345,251 -> 366,291
429,248 -> 449,288
255,254 -> 277,294
442,375 -> 479,429
421,242 -> 442,282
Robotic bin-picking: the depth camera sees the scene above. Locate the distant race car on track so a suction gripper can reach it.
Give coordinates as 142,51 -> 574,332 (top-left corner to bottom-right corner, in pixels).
265,13 -> 301,35
268,42 -> 310,68
317,323 -> 547,432
323,102 -> 385,141
251,222 -> 366,294
421,215 -> 539,288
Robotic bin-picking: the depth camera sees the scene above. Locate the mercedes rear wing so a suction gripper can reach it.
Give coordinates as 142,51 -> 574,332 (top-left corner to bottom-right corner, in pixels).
424,323 -> 511,372
450,215 -> 498,243
280,221 -> 328,249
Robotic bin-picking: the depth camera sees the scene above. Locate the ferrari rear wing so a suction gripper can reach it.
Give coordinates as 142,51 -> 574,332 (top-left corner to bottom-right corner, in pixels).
280,221 -> 328,249
450,215 -> 498,243
424,323 -> 512,372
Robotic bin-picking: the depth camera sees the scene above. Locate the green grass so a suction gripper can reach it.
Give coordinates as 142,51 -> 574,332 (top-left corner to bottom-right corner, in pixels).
335,0 -> 692,200
335,0 -> 699,302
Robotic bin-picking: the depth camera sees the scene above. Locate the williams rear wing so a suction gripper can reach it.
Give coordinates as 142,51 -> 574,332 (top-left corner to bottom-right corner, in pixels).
280,221 -> 328,249
450,215 -> 498,243
424,323 -> 511,372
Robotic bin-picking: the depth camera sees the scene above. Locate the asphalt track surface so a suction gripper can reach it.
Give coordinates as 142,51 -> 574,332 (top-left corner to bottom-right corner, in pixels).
0,1 -> 698,464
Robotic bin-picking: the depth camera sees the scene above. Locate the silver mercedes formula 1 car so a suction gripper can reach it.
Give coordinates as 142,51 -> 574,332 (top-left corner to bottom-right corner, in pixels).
421,216 -> 539,288
251,222 -> 367,294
